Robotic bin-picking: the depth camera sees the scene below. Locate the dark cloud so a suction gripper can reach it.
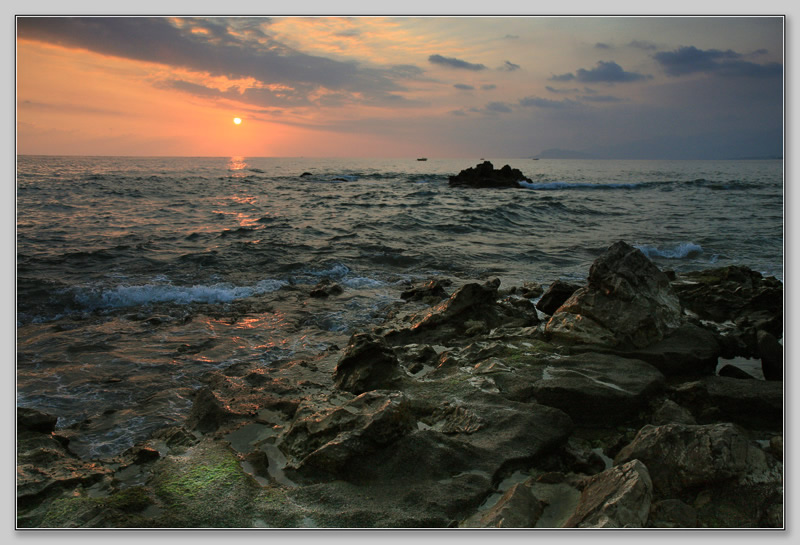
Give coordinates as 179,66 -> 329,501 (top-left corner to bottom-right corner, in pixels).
595,43 -> 612,49
485,101 -> 512,113
19,99 -> 130,116
499,60 -> 520,71
428,54 -> 486,71
454,83 -> 475,90
578,94 -> 624,102
481,84 -> 497,90
550,61 -> 649,83
653,46 -> 782,78
504,34 -> 519,40
15,17 -> 413,107
576,61 -> 651,83
546,85 -> 579,94
629,40 -> 658,51
519,96 -> 580,109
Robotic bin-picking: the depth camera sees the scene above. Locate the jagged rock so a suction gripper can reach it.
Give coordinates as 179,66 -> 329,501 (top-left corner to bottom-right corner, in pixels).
757,330 -> 783,381
280,391 -> 415,479
18,407 -> 58,433
309,279 -> 343,298
461,479 -> 544,528
671,376 -> 782,430
546,241 -> 682,348
650,399 -> 696,426
536,280 -> 582,315
448,161 -> 530,188
530,352 -> 664,425
621,323 -> 720,377
648,499 -> 698,528
186,388 -> 238,434
400,279 -> 449,303
333,333 -> 402,395
563,459 -> 653,528
671,267 -> 782,331
614,423 -> 780,497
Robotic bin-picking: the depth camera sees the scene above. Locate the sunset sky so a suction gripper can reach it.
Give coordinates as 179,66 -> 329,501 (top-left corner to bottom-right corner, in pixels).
16,15 -> 784,158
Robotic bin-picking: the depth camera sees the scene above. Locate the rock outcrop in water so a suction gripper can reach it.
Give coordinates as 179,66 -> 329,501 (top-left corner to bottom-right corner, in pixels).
17,241 -> 783,529
448,161 -> 531,188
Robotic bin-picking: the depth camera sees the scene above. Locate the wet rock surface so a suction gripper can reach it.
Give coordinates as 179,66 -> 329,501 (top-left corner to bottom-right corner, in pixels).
18,240 -> 783,528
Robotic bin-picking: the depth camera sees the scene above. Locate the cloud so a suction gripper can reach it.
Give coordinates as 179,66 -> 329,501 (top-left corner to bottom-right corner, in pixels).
504,34 -> 519,40
653,46 -> 782,78
15,17 -> 414,108
595,42 -> 612,49
499,60 -> 520,71
485,101 -> 512,113
428,54 -> 487,71
519,96 -> 580,109
546,85 -> 579,94
629,40 -> 658,51
551,61 -> 650,83
578,94 -> 624,102
454,83 -> 475,90
481,84 -> 497,90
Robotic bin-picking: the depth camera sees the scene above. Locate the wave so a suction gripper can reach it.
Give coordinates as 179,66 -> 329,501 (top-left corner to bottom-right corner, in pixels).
72,278 -> 288,310
634,242 -> 703,259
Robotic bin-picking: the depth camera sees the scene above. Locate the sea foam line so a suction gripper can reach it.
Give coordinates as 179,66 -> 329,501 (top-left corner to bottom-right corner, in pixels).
73,278 -> 287,309
634,242 -> 703,259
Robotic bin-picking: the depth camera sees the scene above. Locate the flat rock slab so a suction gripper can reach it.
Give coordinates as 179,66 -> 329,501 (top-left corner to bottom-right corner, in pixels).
530,353 -> 665,425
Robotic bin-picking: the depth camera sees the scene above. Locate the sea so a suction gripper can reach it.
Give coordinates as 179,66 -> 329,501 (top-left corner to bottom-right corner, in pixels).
15,155 -> 784,459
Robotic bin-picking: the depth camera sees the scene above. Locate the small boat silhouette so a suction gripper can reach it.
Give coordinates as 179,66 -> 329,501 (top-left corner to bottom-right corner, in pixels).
417,158 -> 427,161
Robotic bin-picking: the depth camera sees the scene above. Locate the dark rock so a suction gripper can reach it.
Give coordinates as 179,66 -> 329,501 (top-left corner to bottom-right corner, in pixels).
300,172 -> 312,177
521,281 -> 544,298
186,388 -> 238,434
649,499 -> 698,528
448,161 -> 531,189
18,407 -> 58,434
563,459 -> 653,528
333,333 -> 402,395
621,323 -> 720,377
614,423 -> 780,498
461,479 -> 544,528
757,330 -> 783,381
530,352 -> 665,425
671,376 -> 782,430
718,364 -> 757,380
671,266 -> 782,337
281,391 -> 415,479
400,279 -> 448,303
546,241 -> 682,348
309,279 -> 343,298
536,280 -> 582,315
650,399 -> 696,426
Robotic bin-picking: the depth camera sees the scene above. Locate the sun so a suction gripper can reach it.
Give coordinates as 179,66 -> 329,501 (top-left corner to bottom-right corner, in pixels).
233,117 -> 242,125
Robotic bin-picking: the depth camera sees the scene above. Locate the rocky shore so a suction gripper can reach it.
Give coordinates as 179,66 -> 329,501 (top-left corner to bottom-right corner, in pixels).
17,241 -> 783,528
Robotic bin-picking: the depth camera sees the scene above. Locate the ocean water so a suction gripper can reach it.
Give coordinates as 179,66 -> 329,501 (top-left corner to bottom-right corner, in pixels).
16,155 -> 784,458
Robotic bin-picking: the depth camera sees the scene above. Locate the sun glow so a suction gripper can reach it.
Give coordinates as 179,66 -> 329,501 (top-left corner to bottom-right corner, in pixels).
233,117 -> 242,125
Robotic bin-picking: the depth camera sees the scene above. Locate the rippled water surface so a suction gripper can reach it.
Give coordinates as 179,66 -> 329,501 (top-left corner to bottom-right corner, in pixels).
16,155 -> 783,457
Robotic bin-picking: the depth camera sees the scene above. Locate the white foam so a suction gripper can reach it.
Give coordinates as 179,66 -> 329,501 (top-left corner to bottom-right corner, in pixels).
74,278 -> 287,309
635,242 -> 703,259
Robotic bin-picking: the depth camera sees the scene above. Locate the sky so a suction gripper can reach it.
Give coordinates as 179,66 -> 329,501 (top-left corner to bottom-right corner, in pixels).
15,15 -> 784,159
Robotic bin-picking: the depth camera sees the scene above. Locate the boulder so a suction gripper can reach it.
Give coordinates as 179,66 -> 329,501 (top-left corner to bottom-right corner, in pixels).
621,323 -> 720,377
650,399 -> 696,426
448,161 -> 530,188
333,333 -> 402,395
309,279 -> 343,298
546,241 -> 682,348
671,376 -> 782,430
186,388 -> 238,434
671,266 -> 782,337
536,280 -> 582,316
757,330 -> 783,381
530,353 -> 665,425
280,391 -> 415,479
648,499 -> 698,528
18,407 -> 59,434
461,479 -> 544,528
400,279 -> 449,303
717,364 -> 757,380
613,423 -> 772,497
563,459 -> 653,528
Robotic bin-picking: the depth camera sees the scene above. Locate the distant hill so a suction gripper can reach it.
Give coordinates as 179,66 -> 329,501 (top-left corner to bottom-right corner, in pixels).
533,148 -> 597,159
